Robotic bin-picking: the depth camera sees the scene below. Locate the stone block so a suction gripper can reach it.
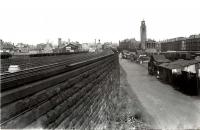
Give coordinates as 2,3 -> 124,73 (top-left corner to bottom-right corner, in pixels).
1,99 -> 27,123
1,109 -> 37,129
37,101 -> 52,117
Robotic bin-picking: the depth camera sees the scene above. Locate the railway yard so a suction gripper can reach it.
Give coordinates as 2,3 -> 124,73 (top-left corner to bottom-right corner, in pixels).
0,50 -> 120,129
1,50 -> 200,129
0,52 -> 108,74
1,1 -> 200,128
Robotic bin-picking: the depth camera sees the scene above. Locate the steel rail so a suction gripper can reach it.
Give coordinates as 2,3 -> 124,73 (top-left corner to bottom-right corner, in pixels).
0,53 -> 94,73
0,59 -> 113,128
1,51 -> 114,91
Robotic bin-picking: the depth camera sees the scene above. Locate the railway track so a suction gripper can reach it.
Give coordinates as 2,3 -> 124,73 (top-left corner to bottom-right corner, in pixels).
1,53 -> 96,73
0,50 -> 116,128
1,51 -> 114,92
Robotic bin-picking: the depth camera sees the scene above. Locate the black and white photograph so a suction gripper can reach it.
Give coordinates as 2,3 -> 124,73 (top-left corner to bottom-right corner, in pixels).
0,0 -> 200,129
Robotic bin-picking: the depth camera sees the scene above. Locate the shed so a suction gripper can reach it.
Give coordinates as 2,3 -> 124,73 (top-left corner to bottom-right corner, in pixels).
158,59 -> 200,94
148,55 -> 170,75
159,59 -> 199,73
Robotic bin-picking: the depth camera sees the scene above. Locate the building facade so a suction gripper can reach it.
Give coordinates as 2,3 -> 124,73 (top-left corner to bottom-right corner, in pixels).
102,42 -> 112,50
82,43 -> 90,51
160,35 -> 200,52
119,38 -> 140,51
42,43 -> 53,53
140,20 -> 147,50
16,43 -> 29,53
145,39 -> 159,53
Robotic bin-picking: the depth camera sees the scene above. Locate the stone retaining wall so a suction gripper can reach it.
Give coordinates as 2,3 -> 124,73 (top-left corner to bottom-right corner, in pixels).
0,51 -> 120,129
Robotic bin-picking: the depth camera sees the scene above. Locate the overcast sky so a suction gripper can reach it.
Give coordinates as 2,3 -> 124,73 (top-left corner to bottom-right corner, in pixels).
0,0 -> 200,45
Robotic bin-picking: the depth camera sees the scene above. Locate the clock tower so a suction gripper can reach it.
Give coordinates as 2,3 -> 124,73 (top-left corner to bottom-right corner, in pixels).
140,20 -> 147,50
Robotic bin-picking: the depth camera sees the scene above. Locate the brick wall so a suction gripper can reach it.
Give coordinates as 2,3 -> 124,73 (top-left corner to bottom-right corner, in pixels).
0,51 -> 120,129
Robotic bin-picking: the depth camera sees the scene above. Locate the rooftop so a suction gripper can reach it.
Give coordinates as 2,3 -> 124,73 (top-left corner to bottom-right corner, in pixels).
159,59 -> 200,70
151,55 -> 170,63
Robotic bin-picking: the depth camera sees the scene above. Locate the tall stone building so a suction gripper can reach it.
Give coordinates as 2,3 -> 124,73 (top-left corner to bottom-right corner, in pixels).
140,20 -> 147,50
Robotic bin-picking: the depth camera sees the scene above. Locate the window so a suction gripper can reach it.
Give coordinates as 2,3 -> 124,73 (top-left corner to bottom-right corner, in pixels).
181,41 -> 186,50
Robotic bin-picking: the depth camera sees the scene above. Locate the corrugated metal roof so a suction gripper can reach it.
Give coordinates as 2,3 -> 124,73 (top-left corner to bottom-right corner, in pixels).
152,55 -> 170,63
159,59 -> 200,70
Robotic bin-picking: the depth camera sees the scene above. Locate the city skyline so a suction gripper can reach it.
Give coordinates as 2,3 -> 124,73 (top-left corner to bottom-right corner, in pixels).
0,0 -> 200,45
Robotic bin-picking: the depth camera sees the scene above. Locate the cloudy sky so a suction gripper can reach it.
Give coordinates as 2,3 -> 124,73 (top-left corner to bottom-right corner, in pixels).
0,0 -> 200,45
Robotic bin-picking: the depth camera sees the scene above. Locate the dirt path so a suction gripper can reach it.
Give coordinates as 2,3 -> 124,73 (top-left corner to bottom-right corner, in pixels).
113,64 -> 154,129
120,59 -> 200,129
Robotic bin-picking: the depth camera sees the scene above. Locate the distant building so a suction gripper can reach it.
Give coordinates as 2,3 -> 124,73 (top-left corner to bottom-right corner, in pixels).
28,45 -> 38,54
189,34 -> 200,39
57,42 -> 82,53
16,43 -> 29,53
160,35 -> 200,52
102,42 -> 112,49
145,39 -> 158,54
29,50 -> 38,54
65,44 -> 78,52
82,43 -> 90,51
140,20 -> 147,50
89,48 -> 95,52
65,43 -> 82,52
36,43 -> 46,53
42,43 -> 53,53
36,43 -> 53,53
73,42 -> 82,51
119,38 -> 140,51
0,40 -> 15,53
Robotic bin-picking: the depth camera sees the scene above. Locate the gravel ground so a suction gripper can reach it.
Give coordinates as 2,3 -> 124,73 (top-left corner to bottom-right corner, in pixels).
112,65 -> 153,130
120,58 -> 200,129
